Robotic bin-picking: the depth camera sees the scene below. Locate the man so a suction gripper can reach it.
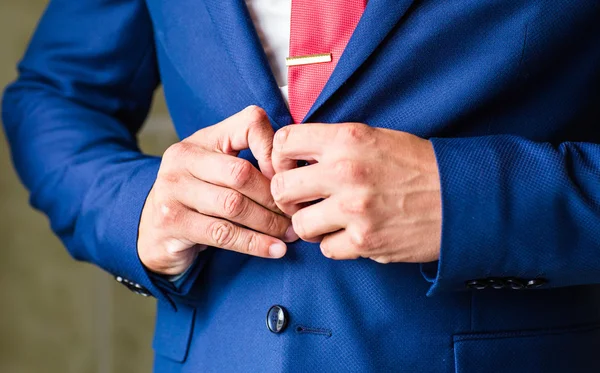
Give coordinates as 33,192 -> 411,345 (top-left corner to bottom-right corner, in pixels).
3,0 -> 600,371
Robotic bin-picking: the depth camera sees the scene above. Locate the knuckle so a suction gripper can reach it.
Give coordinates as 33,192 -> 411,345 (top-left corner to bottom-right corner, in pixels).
266,211 -> 284,236
243,232 -> 259,255
333,159 -> 366,182
221,190 -> 246,219
164,240 -> 181,257
320,243 -> 336,259
162,144 -> 179,161
164,141 -> 193,161
349,234 -> 366,252
291,214 -> 308,240
273,127 -> 290,152
155,199 -> 183,228
159,171 -> 181,186
228,160 -> 253,189
208,221 -> 236,247
245,105 -> 268,126
337,123 -> 371,145
348,225 -> 372,252
339,193 -> 372,215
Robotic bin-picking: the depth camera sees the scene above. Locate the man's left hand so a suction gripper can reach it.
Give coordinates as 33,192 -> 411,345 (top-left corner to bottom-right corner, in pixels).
271,123 -> 441,264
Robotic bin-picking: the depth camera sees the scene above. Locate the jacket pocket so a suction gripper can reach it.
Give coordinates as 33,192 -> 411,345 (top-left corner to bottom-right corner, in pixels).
453,323 -> 600,373
152,301 -> 196,363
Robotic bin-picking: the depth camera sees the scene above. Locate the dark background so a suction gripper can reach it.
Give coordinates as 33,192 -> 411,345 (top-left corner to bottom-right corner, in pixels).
1,1 -> 176,371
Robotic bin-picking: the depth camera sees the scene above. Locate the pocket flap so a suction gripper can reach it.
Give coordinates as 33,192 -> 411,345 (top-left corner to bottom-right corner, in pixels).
152,301 -> 196,362
453,324 -> 600,373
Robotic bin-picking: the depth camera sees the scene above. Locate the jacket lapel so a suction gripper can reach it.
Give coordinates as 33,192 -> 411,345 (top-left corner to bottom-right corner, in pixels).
303,0 -> 417,122
201,0 -> 415,126
202,0 -> 292,128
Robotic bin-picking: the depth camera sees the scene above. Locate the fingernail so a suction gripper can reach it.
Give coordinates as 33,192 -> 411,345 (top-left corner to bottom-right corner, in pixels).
269,242 -> 287,258
283,225 -> 299,242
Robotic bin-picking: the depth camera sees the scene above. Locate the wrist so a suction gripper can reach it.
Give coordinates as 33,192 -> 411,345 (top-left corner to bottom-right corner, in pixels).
422,140 -> 442,260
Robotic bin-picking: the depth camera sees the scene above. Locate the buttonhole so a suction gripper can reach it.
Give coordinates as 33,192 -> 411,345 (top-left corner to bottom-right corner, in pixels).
295,325 -> 332,338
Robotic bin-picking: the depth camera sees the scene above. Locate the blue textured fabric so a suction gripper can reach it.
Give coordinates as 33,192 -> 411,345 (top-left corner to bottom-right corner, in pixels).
3,0 -> 600,372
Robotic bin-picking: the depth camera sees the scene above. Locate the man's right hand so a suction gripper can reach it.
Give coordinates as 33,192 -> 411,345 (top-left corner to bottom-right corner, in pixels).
138,106 -> 298,276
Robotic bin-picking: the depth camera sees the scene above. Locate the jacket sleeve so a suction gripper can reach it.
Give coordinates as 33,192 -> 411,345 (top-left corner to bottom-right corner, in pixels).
421,135 -> 600,295
1,0 -> 196,308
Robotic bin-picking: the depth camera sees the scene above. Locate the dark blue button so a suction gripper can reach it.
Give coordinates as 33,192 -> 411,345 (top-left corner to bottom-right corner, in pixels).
266,305 -> 288,333
466,279 -> 488,290
505,277 -> 526,290
526,278 -> 548,289
114,275 -> 152,297
487,277 -> 506,290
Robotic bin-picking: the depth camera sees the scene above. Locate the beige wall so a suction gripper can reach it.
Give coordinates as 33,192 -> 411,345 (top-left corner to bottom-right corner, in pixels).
0,1 -> 177,372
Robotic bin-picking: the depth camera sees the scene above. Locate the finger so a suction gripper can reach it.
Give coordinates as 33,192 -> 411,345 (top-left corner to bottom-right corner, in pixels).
319,229 -> 360,260
175,209 -> 288,259
272,123 -> 335,173
189,105 -> 276,179
175,176 -> 298,242
270,163 -> 336,216
245,107 -> 276,179
292,196 -> 348,242
180,149 -> 281,214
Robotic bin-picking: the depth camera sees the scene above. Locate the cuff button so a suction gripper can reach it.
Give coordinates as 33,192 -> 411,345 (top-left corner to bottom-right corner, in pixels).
526,278 -> 548,289
466,279 -> 488,290
505,277 -> 526,290
487,278 -> 506,290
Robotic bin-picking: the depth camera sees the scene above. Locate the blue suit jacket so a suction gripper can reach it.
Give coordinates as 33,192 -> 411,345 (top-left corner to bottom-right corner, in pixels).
3,0 -> 600,371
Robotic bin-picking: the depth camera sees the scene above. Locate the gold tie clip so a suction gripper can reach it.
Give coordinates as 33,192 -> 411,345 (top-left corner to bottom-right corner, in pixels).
285,53 -> 332,67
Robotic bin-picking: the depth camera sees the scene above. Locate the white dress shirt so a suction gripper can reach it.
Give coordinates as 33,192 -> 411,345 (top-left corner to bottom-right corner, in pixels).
244,0 -> 292,104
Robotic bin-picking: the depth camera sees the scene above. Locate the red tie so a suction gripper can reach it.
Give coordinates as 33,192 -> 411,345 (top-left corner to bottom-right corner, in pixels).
288,0 -> 367,123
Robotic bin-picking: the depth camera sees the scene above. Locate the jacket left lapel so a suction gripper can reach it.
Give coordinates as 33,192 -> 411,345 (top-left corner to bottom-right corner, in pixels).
202,0 -> 292,128
303,0 -> 417,122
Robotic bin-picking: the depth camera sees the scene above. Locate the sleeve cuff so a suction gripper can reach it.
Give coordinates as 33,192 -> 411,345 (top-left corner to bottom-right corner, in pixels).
146,249 -> 211,305
100,157 -> 178,306
421,136 -> 549,295
421,136 -> 510,295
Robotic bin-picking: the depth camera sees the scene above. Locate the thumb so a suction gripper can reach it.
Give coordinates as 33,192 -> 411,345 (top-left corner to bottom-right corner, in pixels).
188,106 -> 276,179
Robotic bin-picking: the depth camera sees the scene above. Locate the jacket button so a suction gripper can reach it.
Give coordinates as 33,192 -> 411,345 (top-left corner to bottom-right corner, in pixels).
526,278 -> 548,289
266,305 -> 288,333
